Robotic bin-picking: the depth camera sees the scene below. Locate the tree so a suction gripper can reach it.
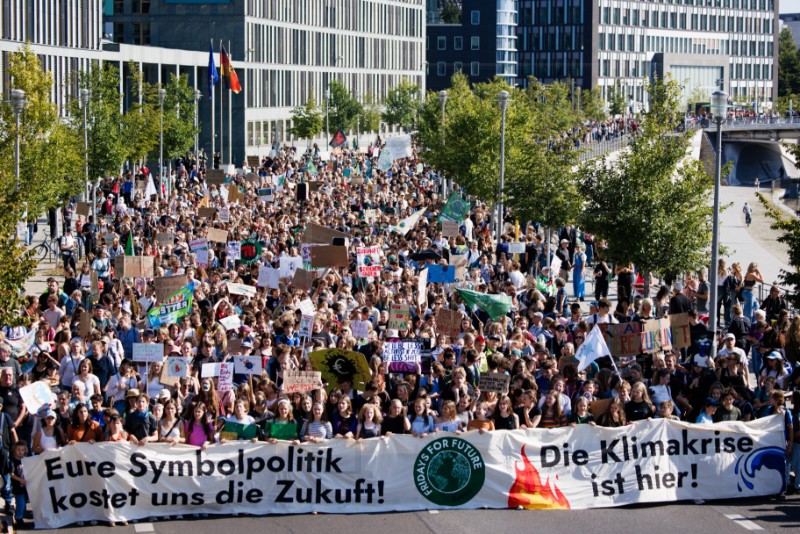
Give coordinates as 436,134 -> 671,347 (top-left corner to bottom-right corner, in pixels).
579,87 -> 608,123
607,84 -> 626,117
120,62 -> 159,165
68,63 -> 127,185
440,0 -> 461,23
581,76 -> 714,292
358,92 -> 382,134
779,27 -> 800,98
289,92 -> 324,141
0,44 -> 82,325
326,80 -> 362,135
757,192 -> 800,308
160,73 -> 200,166
382,79 -> 420,131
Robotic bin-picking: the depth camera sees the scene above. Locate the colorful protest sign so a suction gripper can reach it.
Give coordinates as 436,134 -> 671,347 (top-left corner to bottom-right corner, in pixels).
357,246 -> 382,277
282,371 -> 324,393
641,318 -> 673,354
1,329 -> 36,359
427,265 -> 456,284
478,372 -> 511,393
439,192 -> 471,222
147,284 -> 194,328
189,238 -> 209,268
383,338 -> 431,373
388,303 -> 410,331
227,241 -> 241,261
166,357 -> 187,378
279,256 -> 303,278
435,308 -> 462,338
299,314 -> 315,337
670,313 -> 692,349
257,187 -> 274,202
23,417 -> 786,527
300,244 -> 321,269
239,238 -> 262,265
218,362 -> 234,392
309,348 -> 372,391
132,343 -> 164,363
234,356 -> 262,376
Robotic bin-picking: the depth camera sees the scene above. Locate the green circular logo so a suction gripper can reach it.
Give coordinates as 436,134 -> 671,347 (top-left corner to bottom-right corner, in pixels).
413,437 -> 485,506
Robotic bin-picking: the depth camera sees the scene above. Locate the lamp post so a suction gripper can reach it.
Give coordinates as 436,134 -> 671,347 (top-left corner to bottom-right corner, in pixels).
354,90 -> 360,150
157,86 -> 166,198
497,90 -> 510,244
708,90 -> 728,360
193,89 -> 202,168
10,89 -> 27,193
437,90 -> 447,197
325,88 -> 331,148
80,89 -> 90,202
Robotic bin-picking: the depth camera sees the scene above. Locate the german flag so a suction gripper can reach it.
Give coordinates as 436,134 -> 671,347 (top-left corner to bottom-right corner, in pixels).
219,44 -> 242,94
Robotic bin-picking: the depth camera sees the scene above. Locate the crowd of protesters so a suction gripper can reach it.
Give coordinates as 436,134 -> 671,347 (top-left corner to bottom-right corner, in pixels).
0,135 -> 798,528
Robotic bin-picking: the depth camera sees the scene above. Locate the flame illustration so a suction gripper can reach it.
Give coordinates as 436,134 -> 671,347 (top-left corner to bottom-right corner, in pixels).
508,445 -> 570,510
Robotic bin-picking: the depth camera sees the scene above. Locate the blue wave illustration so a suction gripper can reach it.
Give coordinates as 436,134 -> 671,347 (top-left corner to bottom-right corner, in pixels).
734,446 -> 786,493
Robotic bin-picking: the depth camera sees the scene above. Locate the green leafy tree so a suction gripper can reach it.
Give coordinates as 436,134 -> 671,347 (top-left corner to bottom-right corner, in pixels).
607,84 -> 626,117
382,79 -> 420,131
326,80 -> 362,135
68,64 -> 127,185
289,92 -> 324,141
160,73 -> 199,167
440,0 -> 462,23
757,193 -> 800,308
0,44 -> 82,325
121,62 -> 159,165
579,87 -> 608,123
779,27 -> 800,98
581,76 -> 714,294
359,92 -> 382,134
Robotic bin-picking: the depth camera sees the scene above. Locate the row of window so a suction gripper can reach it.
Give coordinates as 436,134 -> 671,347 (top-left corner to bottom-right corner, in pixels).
2,0 -> 102,49
434,35 -> 481,51
599,6 -> 773,34
434,61 -> 482,77
597,57 -> 771,80
597,32 -> 773,57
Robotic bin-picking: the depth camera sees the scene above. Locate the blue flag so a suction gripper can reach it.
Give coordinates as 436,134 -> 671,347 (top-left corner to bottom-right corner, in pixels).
208,42 -> 219,97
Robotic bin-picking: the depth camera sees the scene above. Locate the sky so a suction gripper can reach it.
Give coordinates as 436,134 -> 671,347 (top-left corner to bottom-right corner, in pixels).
783,1 -> 800,13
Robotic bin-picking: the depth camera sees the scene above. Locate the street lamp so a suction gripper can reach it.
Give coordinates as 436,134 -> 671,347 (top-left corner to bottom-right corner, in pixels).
193,89 -> 202,168
325,88 -> 331,148
437,90 -> 447,197
10,89 -> 27,193
80,89 -> 90,202
707,90 -> 728,360
354,90 -> 360,150
157,86 -> 166,198
497,90 -> 510,244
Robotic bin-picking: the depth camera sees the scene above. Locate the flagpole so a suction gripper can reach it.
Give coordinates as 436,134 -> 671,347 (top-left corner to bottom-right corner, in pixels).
219,39 -> 224,168
228,40 -> 233,167
210,39 -> 215,168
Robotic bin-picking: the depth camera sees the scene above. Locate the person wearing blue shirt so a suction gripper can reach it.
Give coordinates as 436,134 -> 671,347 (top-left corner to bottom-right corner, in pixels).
116,314 -> 140,361
695,398 -> 719,424
274,320 -> 300,347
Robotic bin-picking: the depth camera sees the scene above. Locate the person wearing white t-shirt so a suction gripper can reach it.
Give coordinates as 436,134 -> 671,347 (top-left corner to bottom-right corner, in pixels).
586,299 -> 618,325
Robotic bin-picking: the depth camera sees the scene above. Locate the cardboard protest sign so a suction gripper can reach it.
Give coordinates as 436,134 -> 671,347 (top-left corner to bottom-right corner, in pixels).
310,246 -> 348,268
166,357 -> 187,377
427,265 -> 456,284
279,256 -> 303,278
308,348 -> 372,391
205,169 -> 227,185
282,371 -> 324,393
597,323 -> 642,357
257,266 -> 279,289
156,233 -> 175,247
207,228 -> 228,243
227,185 -> 244,203
114,256 -> 155,279
227,241 -> 241,261
246,156 -> 260,168
478,372 -> 511,394
132,343 -> 164,363
299,314 -> 315,337
245,172 -> 260,183
350,320 -> 371,339
154,275 -> 188,303
218,207 -> 231,223
302,223 -> 347,244
226,338 -> 243,355
383,338 -> 430,373
76,202 -> 90,217
234,356 -> 262,376
226,282 -> 257,298
357,246 -> 382,277
291,268 -> 316,292
189,238 -> 209,268
388,303 -> 410,331
669,313 -> 692,350
441,220 -> 460,237
641,318 -> 673,353
198,207 -> 217,219
79,311 -> 92,339
436,308 -> 462,339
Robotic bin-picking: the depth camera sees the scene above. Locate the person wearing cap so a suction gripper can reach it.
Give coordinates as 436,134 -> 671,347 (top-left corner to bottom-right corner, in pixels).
760,351 -> 789,390
695,397 -> 719,424
717,333 -> 750,388
32,410 -> 66,454
555,239 -> 572,282
669,280 -> 693,314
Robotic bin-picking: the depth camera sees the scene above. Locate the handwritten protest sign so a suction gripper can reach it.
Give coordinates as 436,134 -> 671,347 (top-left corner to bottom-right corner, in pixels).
298,298 -> 316,316
350,320 -> 370,339
299,314 -> 314,337
132,343 -> 164,363
189,238 -> 209,268
166,357 -> 187,377
388,303 -> 410,330
114,256 -> 154,279
226,282 -> 256,297
227,241 -> 241,261
436,308 -> 462,338
441,220 -> 460,237
282,371 -> 324,393
357,246 -> 382,277
19,382 -> 55,414
218,362 -> 234,392
478,372 -> 511,393
310,246 -> 348,268
669,313 -> 691,349
207,228 -> 228,243
156,233 -> 175,247
279,256 -> 303,278
257,266 -> 279,289
218,207 -> 230,223
219,315 -> 242,331
383,338 -> 430,372
450,254 -> 468,279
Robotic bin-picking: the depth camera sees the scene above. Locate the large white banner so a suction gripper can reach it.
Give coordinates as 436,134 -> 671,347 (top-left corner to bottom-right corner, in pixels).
24,417 -> 785,528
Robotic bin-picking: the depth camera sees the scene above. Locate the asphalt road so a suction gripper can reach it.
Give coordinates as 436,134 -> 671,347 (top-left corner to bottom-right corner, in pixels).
18,495 -> 799,534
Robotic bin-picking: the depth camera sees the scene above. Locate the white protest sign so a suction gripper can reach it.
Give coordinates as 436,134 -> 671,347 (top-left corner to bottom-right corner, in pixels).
166,357 -> 188,378
298,298 -> 316,316
508,242 -> 526,254
19,381 -> 56,414
201,362 -> 220,378
383,340 -> 425,367
478,372 -> 511,393
227,241 -> 241,261
550,255 -> 563,275
357,246 -> 382,277
384,134 -> 413,159
132,343 -> 164,363
234,356 -> 262,376
257,266 -> 280,289
190,238 -> 209,268
280,256 -> 303,278
299,314 -> 315,337
218,207 -> 231,223
226,282 -> 256,298
351,320 -> 370,339
219,315 -> 242,331
218,362 -> 234,392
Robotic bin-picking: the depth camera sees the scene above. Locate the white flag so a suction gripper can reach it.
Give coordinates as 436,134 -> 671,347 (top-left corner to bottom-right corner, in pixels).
390,209 -> 426,237
575,324 -> 611,372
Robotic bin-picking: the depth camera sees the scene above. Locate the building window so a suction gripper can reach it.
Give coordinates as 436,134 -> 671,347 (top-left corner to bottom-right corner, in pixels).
113,0 -> 124,14
132,22 -> 150,45
454,61 -> 463,72
437,61 -> 446,76
114,22 -> 124,43
438,36 -> 446,50
471,10 -> 480,24
133,0 -> 150,14
454,36 -> 463,50
471,61 -> 479,76
471,36 -> 480,50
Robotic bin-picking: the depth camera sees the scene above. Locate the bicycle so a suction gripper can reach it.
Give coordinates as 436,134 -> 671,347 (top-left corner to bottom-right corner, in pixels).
32,231 -> 58,263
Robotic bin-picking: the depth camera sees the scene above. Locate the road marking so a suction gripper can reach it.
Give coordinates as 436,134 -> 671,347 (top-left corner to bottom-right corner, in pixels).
134,524 -> 155,533
724,513 -> 764,531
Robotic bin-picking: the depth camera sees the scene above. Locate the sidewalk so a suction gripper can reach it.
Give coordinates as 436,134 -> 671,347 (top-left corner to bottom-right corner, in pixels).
23,218 -> 73,297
